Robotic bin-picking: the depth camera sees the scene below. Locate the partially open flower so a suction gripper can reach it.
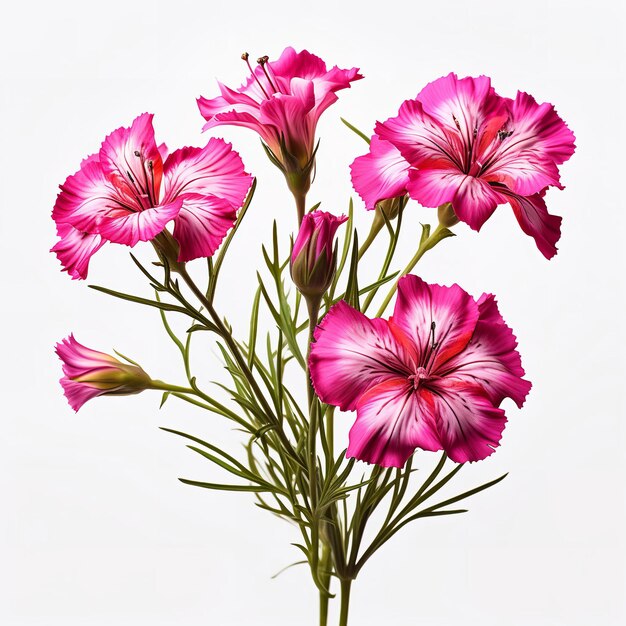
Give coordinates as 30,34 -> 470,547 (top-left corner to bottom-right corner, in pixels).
198,47 -> 362,208
56,335 -> 153,411
290,210 -> 347,299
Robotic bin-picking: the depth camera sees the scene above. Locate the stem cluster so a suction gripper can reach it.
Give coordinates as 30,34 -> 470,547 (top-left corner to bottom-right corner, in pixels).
91,183 -> 506,626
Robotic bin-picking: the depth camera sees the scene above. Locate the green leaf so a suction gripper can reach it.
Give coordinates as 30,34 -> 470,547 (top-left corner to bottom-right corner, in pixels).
418,473 -> 508,515
271,560 -> 308,579
344,229 -> 360,310
90,285 -> 206,323
248,286 -> 262,369
207,178 -> 257,301
129,253 -> 163,287
340,118 -> 371,144
179,478 -> 275,493
328,198 -> 354,301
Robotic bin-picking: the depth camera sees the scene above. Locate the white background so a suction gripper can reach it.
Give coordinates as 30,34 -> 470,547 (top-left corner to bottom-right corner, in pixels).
1,0 -> 624,624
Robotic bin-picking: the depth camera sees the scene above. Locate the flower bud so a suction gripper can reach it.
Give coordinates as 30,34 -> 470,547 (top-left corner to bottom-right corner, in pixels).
56,334 -> 153,411
290,211 -> 348,299
375,197 -> 402,222
437,202 -> 460,228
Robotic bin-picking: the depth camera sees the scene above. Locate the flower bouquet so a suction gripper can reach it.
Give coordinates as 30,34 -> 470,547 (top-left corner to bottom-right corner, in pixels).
51,47 -> 575,625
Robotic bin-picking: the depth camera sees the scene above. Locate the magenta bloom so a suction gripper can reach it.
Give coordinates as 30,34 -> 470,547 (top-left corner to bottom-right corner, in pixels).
198,47 -> 362,174
51,113 -> 253,277
56,335 -> 153,411
290,210 -> 348,297
356,73 -> 575,258
309,275 -> 531,467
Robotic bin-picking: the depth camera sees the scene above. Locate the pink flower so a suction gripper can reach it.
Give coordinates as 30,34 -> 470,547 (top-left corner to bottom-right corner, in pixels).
290,210 -> 348,298
309,275 -> 531,467
198,47 -> 362,196
56,335 -> 153,411
51,113 -> 253,277
362,73 -> 575,258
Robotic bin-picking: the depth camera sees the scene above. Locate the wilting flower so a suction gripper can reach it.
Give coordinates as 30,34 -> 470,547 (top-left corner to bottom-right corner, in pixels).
309,275 -> 531,467
353,73 -> 575,258
51,113 -> 253,278
290,210 -> 347,298
198,47 -> 362,203
56,335 -> 154,411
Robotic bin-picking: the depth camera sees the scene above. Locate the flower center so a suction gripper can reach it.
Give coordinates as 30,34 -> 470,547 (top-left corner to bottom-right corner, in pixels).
408,367 -> 430,390
123,150 -> 156,210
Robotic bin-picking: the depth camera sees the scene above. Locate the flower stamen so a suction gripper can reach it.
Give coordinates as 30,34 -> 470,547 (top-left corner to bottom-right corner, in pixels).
257,55 -> 279,95
241,52 -> 270,99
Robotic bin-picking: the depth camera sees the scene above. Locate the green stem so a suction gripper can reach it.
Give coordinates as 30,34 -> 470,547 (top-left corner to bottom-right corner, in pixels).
295,192 -> 307,226
305,296 -> 322,593
357,213 -> 385,260
339,579 -> 352,626
177,265 -> 304,469
325,407 -> 334,473
375,223 -> 452,317
319,543 -> 331,626
149,380 -> 195,395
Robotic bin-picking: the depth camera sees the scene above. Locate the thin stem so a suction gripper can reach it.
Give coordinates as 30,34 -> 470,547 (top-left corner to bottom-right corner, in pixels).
149,380 -> 195,395
305,296 -> 322,594
319,543 -> 331,626
325,407 -> 334,474
357,213 -> 384,260
177,265 -> 304,469
375,223 -> 451,317
339,579 -> 352,626
295,192 -> 307,225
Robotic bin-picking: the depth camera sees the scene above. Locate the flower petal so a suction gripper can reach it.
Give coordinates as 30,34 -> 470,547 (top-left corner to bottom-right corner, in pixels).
199,109 -> 281,153
99,113 -> 163,206
391,275 -> 479,369
425,381 -> 507,463
436,294 -> 532,407
97,198 -> 182,246
451,175 -> 501,230
347,379 -> 441,468
482,91 -> 576,195
350,136 -> 411,209
163,138 -> 253,208
172,193 -> 238,262
59,378 -> 103,412
406,168 -> 465,208
416,73 -> 506,144
269,47 -> 362,102
55,334 -> 117,378
52,159 -> 127,234
376,98 -> 460,170
500,188 -> 562,259
309,301 -> 417,412
51,223 -> 105,280
259,81 -> 317,160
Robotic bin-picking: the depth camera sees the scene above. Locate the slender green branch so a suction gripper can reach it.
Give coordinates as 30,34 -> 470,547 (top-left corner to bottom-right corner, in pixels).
176,265 -> 304,469
339,579 -> 352,626
375,223 -> 455,317
304,295 -> 332,597
295,192 -> 307,225
357,214 -> 384,260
